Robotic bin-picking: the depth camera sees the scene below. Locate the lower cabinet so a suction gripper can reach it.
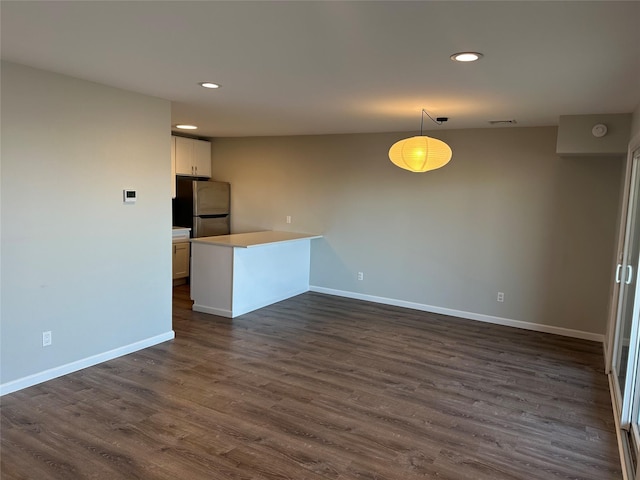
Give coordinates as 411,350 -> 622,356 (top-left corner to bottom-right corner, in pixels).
173,241 -> 190,284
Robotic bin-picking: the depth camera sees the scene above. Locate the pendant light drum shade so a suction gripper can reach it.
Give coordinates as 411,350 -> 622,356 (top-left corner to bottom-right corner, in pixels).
388,135 -> 452,172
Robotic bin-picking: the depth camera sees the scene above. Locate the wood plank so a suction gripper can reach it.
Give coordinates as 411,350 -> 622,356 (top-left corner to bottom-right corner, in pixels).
0,286 -> 622,479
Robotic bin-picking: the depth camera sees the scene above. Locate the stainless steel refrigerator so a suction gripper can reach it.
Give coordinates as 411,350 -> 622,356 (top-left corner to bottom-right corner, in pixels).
173,179 -> 230,237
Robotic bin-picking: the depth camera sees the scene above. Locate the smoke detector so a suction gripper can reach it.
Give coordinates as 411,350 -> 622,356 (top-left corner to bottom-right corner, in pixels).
592,124 -> 608,138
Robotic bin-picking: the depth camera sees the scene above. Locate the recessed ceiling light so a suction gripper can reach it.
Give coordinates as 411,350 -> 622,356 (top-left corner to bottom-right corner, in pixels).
175,124 -> 198,130
199,82 -> 220,89
450,52 -> 484,62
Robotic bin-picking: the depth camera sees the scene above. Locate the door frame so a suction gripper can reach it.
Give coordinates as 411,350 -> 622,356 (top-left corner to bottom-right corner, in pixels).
606,132 -> 640,480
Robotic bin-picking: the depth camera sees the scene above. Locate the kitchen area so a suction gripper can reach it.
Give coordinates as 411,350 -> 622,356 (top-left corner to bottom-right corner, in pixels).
171,134 -> 226,287
171,134 -> 320,316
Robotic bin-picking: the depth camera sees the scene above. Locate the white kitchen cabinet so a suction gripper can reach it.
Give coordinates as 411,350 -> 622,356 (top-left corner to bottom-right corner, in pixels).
174,136 -> 192,175
174,136 -> 211,178
173,241 -> 190,282
192,139 -> 212,178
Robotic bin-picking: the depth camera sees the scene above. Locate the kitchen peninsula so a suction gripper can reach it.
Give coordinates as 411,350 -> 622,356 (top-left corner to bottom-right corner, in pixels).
190,231 -> 322,318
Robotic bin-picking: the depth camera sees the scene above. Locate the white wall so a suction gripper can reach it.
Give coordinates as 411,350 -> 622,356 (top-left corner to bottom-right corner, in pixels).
211,127 -> 622,338
556,113 -> 632,156
632,102 -> 640,139
0,62 -> 174,393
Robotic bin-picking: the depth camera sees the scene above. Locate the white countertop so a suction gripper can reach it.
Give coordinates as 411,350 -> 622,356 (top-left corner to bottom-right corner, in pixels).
191,231 -> 322,248
172,227 -> 191,243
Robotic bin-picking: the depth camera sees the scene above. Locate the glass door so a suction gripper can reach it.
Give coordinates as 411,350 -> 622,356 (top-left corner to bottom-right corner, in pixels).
609,147 -> 640,480
612,148 -> 640,428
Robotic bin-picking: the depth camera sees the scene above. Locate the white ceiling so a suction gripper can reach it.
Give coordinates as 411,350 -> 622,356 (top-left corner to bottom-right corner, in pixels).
1,1 -> 639,138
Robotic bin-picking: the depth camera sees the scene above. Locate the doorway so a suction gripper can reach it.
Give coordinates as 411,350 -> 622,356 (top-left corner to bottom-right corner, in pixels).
610,144 -> 640,479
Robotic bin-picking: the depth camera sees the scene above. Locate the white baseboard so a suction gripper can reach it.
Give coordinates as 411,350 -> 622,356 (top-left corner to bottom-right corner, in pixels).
194,287 -> 309,318
0,331 -> 175,396
193,304 -> 233,317
310,286 -> 604,343
233,287 -> 309,318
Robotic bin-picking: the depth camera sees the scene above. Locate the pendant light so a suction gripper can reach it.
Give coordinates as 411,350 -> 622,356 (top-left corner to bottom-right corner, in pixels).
389,110 -> 452,173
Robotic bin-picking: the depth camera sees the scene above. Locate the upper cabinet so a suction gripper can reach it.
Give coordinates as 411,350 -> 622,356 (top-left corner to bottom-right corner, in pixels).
174,136 -> 212,178
192,139 -> 212,177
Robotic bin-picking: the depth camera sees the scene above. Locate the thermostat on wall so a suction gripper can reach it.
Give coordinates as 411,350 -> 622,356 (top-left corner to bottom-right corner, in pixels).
123,189 -> 137,204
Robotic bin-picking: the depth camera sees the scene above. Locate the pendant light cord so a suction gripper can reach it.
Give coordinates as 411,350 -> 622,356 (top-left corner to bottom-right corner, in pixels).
420,109 -> 448,135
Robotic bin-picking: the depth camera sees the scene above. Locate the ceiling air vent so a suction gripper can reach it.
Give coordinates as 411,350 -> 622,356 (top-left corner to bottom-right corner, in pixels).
489,119 -> 517,125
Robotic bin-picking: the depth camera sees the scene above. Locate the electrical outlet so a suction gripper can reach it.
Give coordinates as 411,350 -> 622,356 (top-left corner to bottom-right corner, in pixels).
497,292 -> 504,303
286,215 -> 292,224
357,272 -> 364,281
42,331 -> 52,347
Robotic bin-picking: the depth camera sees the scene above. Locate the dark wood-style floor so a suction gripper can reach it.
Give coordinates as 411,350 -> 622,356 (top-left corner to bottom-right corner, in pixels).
1,286 -> 621,479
